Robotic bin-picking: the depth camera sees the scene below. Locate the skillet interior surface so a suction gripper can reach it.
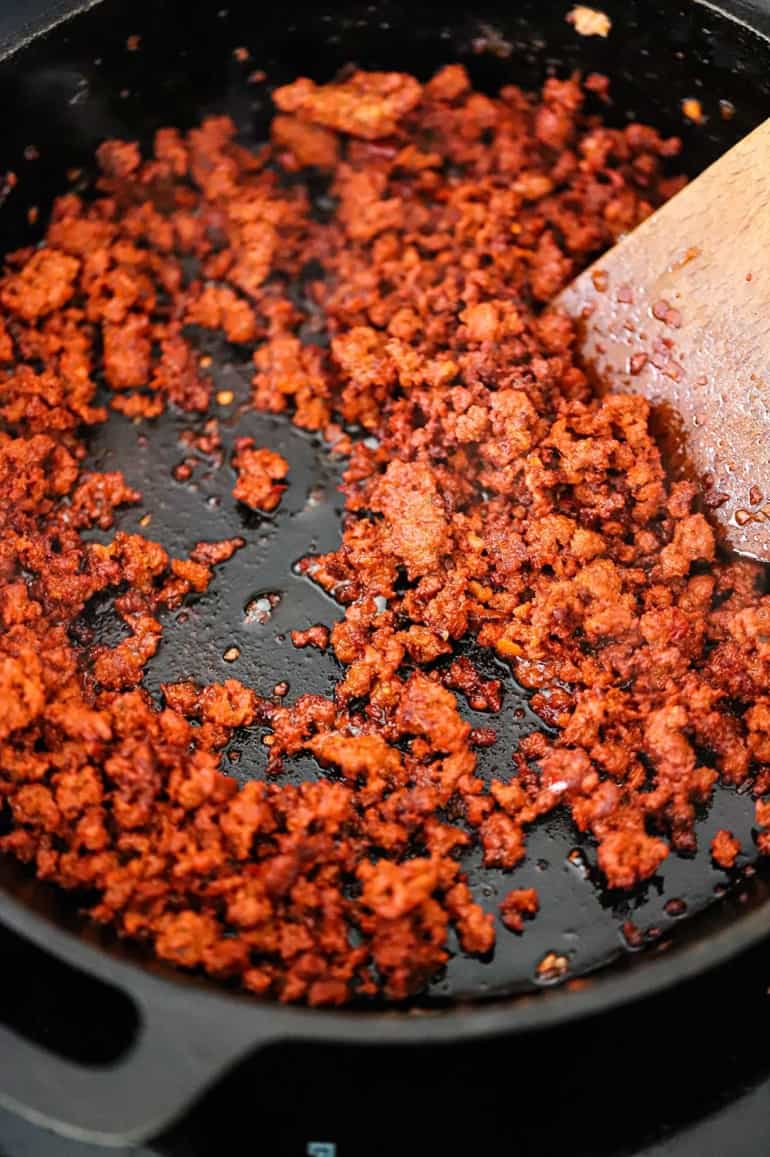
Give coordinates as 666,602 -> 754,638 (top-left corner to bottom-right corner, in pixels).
0,0 -> 769,1012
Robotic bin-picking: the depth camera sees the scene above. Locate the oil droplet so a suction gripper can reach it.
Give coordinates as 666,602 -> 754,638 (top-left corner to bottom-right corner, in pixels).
305,484 -> 325,509
566,847 -> 589,878
244,592 -> 281,624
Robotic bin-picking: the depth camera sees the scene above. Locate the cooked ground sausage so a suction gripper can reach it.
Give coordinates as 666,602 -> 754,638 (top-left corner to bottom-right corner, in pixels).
0,66 -> 767,1005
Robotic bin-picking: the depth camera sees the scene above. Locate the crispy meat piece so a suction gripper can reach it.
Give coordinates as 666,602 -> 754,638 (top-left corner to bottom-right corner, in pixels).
500,888 -> 540,933
271,114 -> 340,170
369,461 -> 450,579
1,249 -> 79,321
231,438 -> 289,511
711,829 -> 741,869
103,315 -> 151,390
273,71 -> 422,140
185,283 -> 257,343
291,625 -> 330,651
189,537 -> 245,566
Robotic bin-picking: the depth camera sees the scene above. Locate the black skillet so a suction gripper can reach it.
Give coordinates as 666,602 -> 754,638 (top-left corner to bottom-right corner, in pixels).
0,0 -> 769,1145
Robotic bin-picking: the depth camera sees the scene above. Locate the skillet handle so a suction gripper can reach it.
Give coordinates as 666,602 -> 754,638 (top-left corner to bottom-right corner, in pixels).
0,907 -> 284,1146
0,991 -> 272,1147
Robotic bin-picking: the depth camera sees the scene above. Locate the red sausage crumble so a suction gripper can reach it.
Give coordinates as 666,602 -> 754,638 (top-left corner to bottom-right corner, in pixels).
1,67 -> 768,1005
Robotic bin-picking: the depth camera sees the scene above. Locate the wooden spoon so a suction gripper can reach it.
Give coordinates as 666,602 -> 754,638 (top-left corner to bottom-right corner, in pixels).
558,118 -> 770,562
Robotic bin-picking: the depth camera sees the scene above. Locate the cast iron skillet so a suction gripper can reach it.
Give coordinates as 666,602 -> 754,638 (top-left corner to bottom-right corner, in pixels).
0,0 -> 770,1145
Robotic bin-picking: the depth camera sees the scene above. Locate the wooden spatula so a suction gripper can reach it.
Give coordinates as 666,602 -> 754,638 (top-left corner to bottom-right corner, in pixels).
558,118 -> 770,562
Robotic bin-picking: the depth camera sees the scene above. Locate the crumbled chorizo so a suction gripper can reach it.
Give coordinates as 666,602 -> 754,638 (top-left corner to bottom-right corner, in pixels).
271,114 -> 340,170
231,439 -> 289,511
0,67 -> 765,1011
273,71 -> 422,140
711,829 -> 741,869
291,625 -> 330,651
189,537 -> 245,566
500,888 -> 540,933
1,249 -> 79,321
